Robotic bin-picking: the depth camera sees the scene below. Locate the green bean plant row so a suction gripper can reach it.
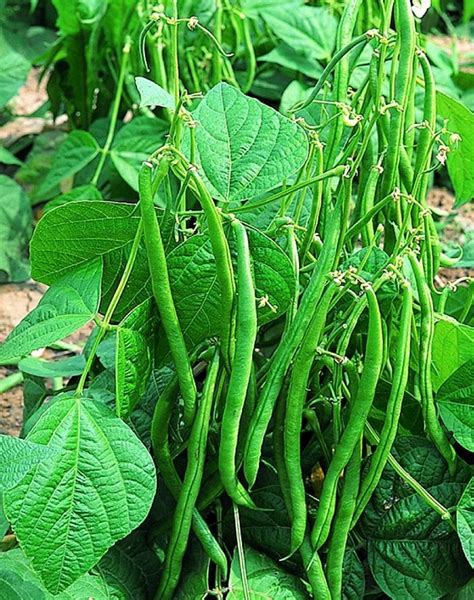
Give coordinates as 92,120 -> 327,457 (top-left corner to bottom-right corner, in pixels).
0,0 -> 473,598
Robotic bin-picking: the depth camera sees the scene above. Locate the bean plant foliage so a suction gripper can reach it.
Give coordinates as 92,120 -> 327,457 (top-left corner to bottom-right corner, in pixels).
0,0 -> 473,599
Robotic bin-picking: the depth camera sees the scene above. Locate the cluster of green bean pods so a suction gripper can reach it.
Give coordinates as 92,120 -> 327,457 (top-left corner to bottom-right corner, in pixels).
133,1 -> 464,597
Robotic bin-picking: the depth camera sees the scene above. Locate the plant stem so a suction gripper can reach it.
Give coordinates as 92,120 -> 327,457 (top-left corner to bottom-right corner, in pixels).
364,423 -> 456,529
75,221 -> 143,396
0,371 -> 23,394
91,38 -> 131,187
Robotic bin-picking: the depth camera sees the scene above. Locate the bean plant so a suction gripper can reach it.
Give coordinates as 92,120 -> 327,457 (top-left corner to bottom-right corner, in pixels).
0,0 -> 473,599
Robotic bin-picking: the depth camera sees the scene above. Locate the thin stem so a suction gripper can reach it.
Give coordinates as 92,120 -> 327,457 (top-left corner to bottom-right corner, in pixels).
0,371 -> 24,394
75,221 -> 143,396
233,503 -> 250,600
364,423 -> 456,529
91,38 -> 131,187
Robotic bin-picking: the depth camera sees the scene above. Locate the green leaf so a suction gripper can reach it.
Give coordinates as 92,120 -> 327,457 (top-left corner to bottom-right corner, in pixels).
191,83 -> 308,202
0,434 -> 55,491
0,260 -> 102,364
93,532 -> 160,599
0,548 -> 111,599
261,6 -> 337,62
135,77 -> 175,109
44,184 -> 103,213
342,549 -> 365,600
0,33 -> 30,107
115,328 -> 151,418
259,44 -> 324,79
0,147 -> 22,166
432,316 -> 474,391
18,355 -> 86,379
364,437 -> 471,599
227,546 -> 308,599
241,0 -> 304,18
0,175 -> 32,283
110,117 -> 168,191
166,228 -> 295,348
436,360 -> 474,452
457,480 -> 474,568
437,92 -> 474,207
30,201 -> 140,283
34,131 -> 100,201
4,394 -> 157,594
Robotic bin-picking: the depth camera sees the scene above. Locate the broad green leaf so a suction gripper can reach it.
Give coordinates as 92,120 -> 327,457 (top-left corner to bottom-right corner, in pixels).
0,147 -> 22,166
437,92 -> 474,207
457,480 -> 474,568
0,175 -> 32,283
0,498 -> 8,537
342,549 -> 365,600
432,316 -> 474,390
0,569 -> 45,600
94,533 -> 161,599
364,437 -> 471,599
261,6 -> 337,62
0,260 -> 102,364
437,360 -> 474,451
18,355 -> 86,379
227,546 -> 308,599
0,548 -> 110,599
44,184 -> 103,213
34,131 -> 100,201
0,33 -> 30,107
135,77 -> 175,109
110,116 -> 168,191
166,228 -> 295,348
0,434 -> 55,490
115,328 -> 151,418
241,0 -> 304,18
259,44 -> 324,79
4,394 -> 157,594
30,201 -> 140,283
191,83 -> 308,202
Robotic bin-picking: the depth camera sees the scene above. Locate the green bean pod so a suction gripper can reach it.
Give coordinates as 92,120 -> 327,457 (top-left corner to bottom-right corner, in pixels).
380,0 -> 416,198
151,379 -> 228,577
311,285 -> 383,550
284,284 -> 336,554
139,161 -> 197,426
219,220 -> 257,508
155,350 -> 221,600
352,283 -> 413,525
326,441 -> 362,599
243,193 -> 344,488
408,253 -> 457,471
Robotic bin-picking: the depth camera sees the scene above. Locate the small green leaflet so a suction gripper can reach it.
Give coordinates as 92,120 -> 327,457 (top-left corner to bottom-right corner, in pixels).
431,316 -> 474,391
0,434 -> 55,490
457,479 -> 474,568
0,147 -> 22,166
436,92 -> 474,207
191,82 -> 308,202
3,394 -> 157,594
0,33 -> 30,107
259,44 -> 324,79
227,546 -> 308,599
34,131 -> 100,201
0,259 -> 102,364
437,360 -> 474,451
135,77 -> 175,109
110,116 -> 169,191
0,175 -> 32,283
18,355 -> 86,379
260,6 -> 337,62
115,328 -> 151,419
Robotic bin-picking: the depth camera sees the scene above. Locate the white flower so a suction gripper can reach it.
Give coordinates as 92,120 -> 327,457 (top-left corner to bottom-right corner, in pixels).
412,0 -> 431,18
